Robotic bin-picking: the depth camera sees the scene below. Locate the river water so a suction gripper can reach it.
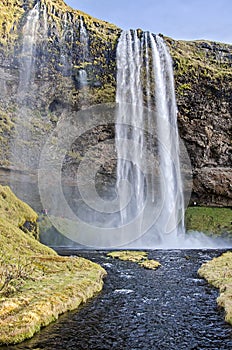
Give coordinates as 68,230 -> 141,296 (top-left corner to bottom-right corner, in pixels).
2,249 -> 232,350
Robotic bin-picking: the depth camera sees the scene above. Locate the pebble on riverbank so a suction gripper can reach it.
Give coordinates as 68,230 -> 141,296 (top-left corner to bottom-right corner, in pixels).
198,251 -> 232,326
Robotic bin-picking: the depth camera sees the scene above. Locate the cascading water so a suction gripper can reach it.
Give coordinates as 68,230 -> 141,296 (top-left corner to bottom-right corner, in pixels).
42,3 -> 48,37
60,12 -> 73,75
116,30 -> 147,234
18,4 -> 39,95
150,33 -> 185,238
11,3 -> 39,168
79,17 -> 89,88
9,4 -> 39,201
116,30 -> 185,246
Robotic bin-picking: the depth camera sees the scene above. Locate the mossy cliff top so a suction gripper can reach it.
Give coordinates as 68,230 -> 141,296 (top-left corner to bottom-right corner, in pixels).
0,0 -> 120,47
0,186 -> 106,345
166,37 -> 232,81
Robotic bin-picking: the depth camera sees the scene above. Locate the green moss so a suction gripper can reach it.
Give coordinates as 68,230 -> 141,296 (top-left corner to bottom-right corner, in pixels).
139,259 -> 161,270
107,251 -> 161,270
0,108 -> 15,165
0,186 -> 106,345
0,251 -> 106,345
177,83 -> 192,95
0,0 -> 24,47
198,252 -> 232,325
165,37 -> 232,106
108,250 -> 148,262
185,207 -> 232,236
0,185 -> 37,231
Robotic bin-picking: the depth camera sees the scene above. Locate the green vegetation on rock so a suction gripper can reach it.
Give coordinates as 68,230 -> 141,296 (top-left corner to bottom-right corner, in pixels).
185,207 -> 232,236
198,252 -> 232,325
107,251 -> 161,270
166,37 -> 232,81
0,185 -> 106,345
0,185 -> 38,238
0,0 -> 24,47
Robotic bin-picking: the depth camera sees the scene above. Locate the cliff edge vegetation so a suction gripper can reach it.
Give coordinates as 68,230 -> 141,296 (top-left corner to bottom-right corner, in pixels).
0,184 -> 106,345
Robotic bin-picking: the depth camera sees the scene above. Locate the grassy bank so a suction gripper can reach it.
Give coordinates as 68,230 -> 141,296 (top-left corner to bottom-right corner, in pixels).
198,252 -> 232,325
0,185 -> 106,345
185,207 -> 232,236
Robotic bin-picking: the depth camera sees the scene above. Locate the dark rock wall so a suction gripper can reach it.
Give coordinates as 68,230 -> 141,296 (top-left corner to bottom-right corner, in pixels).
166,38 -> 232,206
0,0 -> 231,206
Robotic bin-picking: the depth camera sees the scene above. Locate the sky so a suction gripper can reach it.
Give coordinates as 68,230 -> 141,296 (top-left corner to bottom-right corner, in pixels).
64,0 -> 232,44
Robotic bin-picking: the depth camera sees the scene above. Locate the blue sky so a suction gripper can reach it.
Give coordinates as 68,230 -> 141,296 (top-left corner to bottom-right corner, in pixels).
65,0 -> 232,43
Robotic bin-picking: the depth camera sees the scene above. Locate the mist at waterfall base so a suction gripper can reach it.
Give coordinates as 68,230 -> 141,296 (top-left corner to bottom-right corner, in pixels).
8,4 -> 231,250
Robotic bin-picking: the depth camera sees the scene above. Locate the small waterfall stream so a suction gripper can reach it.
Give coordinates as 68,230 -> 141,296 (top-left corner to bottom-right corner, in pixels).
18,4 -> 39,95
116,30 -> 185,246
150,34 -> 185,237
116,30 -> 145,226
60,12 -> 73,75
79,17 -> 89,88
9,4 -> 39,199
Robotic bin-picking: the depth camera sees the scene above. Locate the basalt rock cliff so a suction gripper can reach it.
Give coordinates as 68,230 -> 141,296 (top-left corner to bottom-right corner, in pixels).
0,0 -> 231,207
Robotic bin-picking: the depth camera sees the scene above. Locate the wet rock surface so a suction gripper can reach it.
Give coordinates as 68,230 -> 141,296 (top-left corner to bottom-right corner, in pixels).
3,249 -> 232,350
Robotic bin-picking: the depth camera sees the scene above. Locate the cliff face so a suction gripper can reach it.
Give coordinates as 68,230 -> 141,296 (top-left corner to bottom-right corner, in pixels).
0,0 -> 120,169
167,38 -> 232,206
0,0 -> 231,207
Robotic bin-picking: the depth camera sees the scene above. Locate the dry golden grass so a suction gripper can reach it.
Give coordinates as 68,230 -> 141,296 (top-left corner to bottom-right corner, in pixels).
107,251 -> 161,270
0,185 -> 106,345
198,252 -> 232,325
0,254 -> 106,345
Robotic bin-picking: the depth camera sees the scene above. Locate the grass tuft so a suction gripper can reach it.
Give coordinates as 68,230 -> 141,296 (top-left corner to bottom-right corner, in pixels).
198,252 -> 232,325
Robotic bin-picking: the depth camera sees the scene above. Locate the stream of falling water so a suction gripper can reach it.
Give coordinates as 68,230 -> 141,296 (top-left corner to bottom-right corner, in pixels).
9,4 -> 39,200
60,12 -> 73,76
79,17 -> 88,88
18,4 -> 39,94
116,30 -> 185,246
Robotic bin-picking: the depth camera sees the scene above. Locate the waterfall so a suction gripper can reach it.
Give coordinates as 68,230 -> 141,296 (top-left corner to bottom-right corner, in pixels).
116,30 -> 145,226
116,30 -> 185,245
149,34 -> 185,237
60,12 -> 73,75
42,3 -> 48,36
79,17 -> 89,88
18,4 -> 39,95
79,69 -> 87,88
10,3 -> 39,178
